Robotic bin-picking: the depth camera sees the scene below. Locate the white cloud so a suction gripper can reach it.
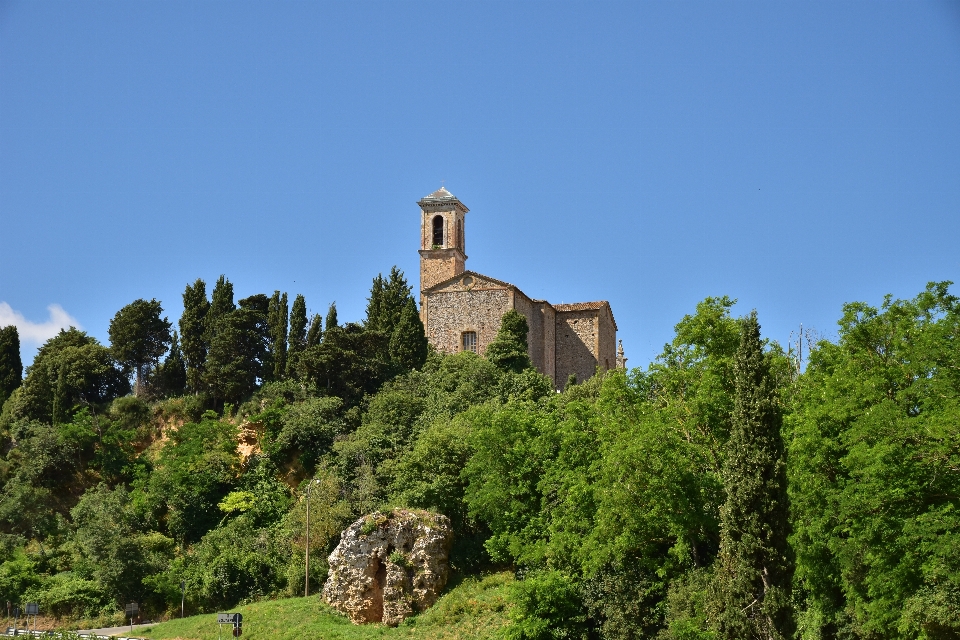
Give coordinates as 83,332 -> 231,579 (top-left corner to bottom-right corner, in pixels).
0,302 -> 82,345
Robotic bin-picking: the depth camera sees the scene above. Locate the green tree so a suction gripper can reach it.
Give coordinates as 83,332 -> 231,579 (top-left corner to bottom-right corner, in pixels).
325,302 -> 339,331
366,266 -> 412,335
485,310 -> 532,373
789,282 -> 960,638
389,297 -> 428,371
267,291 -> 289,381
147,414 -> 240,544
305,313 -> 322,348
710,311 -> 793,640
286,294 -> 308,378
108,299 -> 172,396
10,329 -> 128,425
297,323 -> 391,407
70,484 -> 174,606
152,331 -> 187,396
179,279 -> 209,394
0,325 -> 22,407
203,296 -> 268,407
204,275 -> 236,347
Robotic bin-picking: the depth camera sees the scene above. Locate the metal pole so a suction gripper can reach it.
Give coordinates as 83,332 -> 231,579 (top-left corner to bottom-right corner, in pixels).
181,580 -> 185,618
304,482 -> 311,597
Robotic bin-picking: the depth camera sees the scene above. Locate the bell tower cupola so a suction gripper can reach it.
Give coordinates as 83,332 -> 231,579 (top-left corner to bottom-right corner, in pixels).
418,186 -> 468,296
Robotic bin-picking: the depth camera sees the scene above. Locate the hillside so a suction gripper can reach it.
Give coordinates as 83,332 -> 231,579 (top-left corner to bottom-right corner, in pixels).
1,277 -> 959,638
138,573 -> 512,640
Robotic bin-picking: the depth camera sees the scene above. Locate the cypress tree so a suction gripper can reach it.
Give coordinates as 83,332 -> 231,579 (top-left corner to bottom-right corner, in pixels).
267,291 -> 289,381
365,266 -> 411,335
179,278 -> 209,393
485,310 -> 532,373
325,302 -> 339,332
389,297 -> 428,371
206,275 -> 235,338
156,331 -> 187,396
306,314 -> 323,348
287,294 -> 308,378
710,311 -> 794,640
0,325 -> 22,407
365,274 -> 385,329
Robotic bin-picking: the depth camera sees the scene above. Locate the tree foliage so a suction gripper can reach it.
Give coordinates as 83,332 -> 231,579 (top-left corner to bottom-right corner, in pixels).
709,311 -> 794,640
0,324 -> 22,407
179,278 -> 210,393
108,298 -> 172,396
485,310 -> 533,373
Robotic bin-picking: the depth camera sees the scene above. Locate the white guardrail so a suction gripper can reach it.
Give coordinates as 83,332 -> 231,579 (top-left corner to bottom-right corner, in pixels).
2,630 -> 145,639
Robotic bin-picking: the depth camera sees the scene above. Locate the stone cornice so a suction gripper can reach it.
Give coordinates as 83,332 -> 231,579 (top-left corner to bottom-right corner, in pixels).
417,199 -> 469,214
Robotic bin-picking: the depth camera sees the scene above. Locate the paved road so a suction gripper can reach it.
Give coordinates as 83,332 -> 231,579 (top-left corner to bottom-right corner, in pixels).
73,622 -> 152,636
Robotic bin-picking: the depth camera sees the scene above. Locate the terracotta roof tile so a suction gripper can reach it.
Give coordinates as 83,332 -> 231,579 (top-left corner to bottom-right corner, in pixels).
554,301 -> 608,312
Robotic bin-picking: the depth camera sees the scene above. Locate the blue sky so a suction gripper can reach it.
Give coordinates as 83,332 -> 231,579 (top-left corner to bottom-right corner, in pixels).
2,1 -> 959,369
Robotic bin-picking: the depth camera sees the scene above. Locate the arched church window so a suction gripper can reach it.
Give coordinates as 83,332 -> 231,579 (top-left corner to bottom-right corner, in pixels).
432,215 -> 444,247
457,219 -> 463,249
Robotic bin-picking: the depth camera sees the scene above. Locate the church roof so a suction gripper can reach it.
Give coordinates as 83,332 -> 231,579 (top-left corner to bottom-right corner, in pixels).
422,270 -> 518,293
555,301 -> 618,330
422,186 -> 456,200
418,186 -> 469,212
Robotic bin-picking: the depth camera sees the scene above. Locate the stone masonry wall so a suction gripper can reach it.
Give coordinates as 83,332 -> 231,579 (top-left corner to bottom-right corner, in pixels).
424,288 -> 510,356
512,294 -> 544,375
597,306 -> 617,372
555,310 -> 600,385
419,251 -> 465,295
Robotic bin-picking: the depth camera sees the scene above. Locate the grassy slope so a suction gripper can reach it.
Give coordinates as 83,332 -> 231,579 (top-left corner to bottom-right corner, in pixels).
139,572 -> 513,640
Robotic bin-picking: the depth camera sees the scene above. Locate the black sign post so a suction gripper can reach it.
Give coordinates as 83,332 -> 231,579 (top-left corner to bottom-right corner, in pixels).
125,602 -> 139,634
24,603 -> 38,635
217,612 -> 243,639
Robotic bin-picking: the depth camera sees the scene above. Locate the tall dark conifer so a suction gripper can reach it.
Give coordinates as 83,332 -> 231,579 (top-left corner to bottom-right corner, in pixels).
485,310 -> 533,373
154,330 -> 187,396
710,311 -> 794,640
287,295 -> 308,378
389,297 -> 428,371
179,279 -> 209,394
0,325 -> 22,407
205,276 -> 235,342
325,302 -> 339,332
365,266 -> 412,335
305,314 -> 323,348
267,291 -> 289,381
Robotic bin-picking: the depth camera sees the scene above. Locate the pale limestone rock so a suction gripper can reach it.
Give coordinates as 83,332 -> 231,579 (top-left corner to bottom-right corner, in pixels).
322,509 -> 453,626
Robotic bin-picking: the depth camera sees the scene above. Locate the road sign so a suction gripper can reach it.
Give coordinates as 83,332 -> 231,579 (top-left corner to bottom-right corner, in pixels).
217,613 -> 242,624
125,602 -> 139,615
25,603 -> 38,615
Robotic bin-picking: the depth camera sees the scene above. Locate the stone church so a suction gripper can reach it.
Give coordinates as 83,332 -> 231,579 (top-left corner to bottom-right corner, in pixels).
417,186 -> 623,388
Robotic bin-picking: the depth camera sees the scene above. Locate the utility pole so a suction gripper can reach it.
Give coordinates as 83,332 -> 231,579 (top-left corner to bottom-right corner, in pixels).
304,478 -> 320,597
305,480 -> 311,597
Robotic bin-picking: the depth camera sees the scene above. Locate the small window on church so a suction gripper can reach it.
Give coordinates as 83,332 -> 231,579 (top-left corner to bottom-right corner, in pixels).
462,331 -> 477,353
457,219 -> 463,249
432,215 -> 444,247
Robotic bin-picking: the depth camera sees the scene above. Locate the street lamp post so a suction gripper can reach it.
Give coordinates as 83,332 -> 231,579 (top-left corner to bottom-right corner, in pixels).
304,478 -> 319,597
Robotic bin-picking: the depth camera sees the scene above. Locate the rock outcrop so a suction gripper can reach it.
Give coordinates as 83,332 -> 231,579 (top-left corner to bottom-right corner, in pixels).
322,509 -> 453,626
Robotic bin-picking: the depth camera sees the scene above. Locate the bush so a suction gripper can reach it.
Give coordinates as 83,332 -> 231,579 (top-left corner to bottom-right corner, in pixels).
23,572 -> 113,619
506,570 -> 589,640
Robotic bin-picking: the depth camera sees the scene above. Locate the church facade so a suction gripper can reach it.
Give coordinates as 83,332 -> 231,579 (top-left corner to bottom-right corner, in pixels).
417,186 -> 621,388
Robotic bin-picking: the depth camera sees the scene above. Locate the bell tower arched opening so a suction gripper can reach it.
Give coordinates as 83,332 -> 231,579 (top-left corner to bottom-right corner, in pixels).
432,215 -> 444,247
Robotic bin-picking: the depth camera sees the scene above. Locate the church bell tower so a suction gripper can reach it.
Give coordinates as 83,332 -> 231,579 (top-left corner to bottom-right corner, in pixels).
418,186 -> 468,298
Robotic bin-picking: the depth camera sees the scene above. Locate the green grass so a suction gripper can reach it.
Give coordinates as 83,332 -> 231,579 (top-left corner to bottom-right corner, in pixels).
138,572 -> 513,640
